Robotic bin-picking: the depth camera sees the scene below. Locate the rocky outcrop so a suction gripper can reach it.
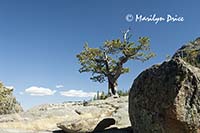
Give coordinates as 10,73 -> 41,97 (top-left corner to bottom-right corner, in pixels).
129,58 -> 200,133
57,117 -> 116,132
57,96 -> 131,132
0,96 -> 131,132
173,37 -> 200,68
0,82 -> 23,115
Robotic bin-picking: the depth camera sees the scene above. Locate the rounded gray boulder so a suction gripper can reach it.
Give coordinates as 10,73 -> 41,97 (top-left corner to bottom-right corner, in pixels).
129,58 -> 200,133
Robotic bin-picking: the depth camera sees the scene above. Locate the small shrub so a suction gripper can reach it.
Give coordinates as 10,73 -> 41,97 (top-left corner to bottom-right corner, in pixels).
0,81 -> 23,114
92,89 -> 129,101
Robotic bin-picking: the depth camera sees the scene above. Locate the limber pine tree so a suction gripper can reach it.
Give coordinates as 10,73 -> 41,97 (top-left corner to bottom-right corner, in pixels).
77,29 -> 155,97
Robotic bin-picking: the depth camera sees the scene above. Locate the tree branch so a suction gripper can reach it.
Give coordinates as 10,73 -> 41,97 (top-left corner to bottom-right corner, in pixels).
114,55 -> 129,80
103,52 -> 110,74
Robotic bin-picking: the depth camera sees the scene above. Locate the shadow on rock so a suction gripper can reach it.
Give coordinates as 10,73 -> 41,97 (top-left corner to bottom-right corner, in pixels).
53,118 -> 133,133
92,118 -> 133,132
53,127 -> 133,133
92,126 -> 133,133
93,118 -> 116,132
53,130 -> 65,133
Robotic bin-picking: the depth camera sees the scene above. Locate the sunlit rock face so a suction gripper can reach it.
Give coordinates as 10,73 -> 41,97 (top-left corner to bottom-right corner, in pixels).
0,82 -> 23,115
57,96 -> 131,132
129,58 -> 200,132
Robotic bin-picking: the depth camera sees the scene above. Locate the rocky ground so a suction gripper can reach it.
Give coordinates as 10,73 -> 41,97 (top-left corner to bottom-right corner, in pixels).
0,96 -> 131,133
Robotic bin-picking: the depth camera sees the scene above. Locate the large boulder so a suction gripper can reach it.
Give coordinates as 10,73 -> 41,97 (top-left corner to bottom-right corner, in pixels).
129,58 -> 200,133
0,82 -> 23,115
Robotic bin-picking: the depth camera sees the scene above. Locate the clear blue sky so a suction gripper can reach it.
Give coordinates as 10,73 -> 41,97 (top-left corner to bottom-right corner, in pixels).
0,0 -> 199,109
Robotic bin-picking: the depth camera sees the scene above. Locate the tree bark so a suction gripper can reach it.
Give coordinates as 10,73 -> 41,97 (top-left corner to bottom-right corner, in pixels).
108,79 -> 118,97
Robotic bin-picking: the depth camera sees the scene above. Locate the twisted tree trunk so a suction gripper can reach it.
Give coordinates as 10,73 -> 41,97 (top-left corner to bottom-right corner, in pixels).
108,79 -> 118,97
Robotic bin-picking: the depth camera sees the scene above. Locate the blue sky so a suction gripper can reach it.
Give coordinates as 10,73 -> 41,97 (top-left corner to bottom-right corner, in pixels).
0,0 -> 199,109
